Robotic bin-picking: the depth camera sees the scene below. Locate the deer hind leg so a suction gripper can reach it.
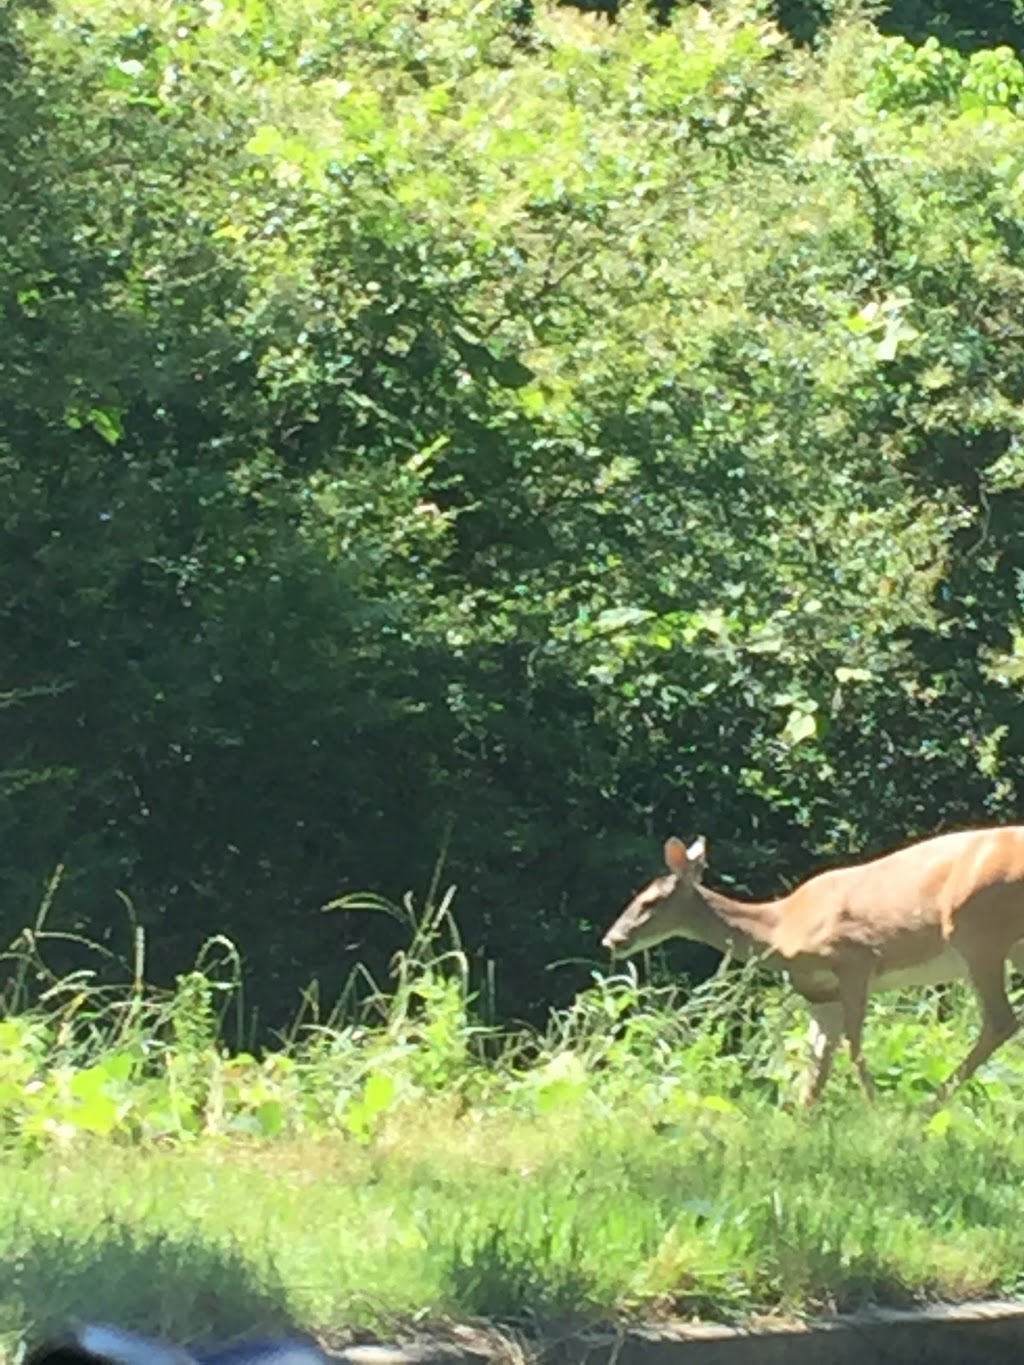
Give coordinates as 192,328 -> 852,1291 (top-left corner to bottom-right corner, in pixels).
936,942 -> 1017,1103
800,1001 -> 843,1108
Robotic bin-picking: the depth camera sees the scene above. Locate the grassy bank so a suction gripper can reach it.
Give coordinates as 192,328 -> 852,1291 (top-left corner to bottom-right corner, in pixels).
6,1096 -> 1024,1345
2,889 -> 1024,1353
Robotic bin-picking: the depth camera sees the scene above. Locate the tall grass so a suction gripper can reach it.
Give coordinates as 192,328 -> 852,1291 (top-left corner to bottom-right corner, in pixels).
0,873 -> 1023,1357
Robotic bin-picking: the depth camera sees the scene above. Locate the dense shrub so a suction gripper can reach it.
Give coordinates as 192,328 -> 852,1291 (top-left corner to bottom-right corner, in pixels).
3,0 -> 1024,1029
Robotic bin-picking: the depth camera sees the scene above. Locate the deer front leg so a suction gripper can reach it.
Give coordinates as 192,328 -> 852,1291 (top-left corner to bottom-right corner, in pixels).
799,1001 -> 843,1108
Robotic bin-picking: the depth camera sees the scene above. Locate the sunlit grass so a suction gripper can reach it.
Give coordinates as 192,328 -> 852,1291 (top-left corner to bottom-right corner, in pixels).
4,1092 -> 1024,1352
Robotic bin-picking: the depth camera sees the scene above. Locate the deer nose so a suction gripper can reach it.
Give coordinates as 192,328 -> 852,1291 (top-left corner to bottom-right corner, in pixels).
602,929 -> 624,952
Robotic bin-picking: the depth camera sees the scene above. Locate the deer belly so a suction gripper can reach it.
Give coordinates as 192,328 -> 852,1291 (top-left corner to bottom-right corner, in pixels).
874,946 -> 966,991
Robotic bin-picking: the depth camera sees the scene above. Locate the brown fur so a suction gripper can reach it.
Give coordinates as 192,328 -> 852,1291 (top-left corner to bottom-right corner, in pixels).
601,828 -> 1024,1107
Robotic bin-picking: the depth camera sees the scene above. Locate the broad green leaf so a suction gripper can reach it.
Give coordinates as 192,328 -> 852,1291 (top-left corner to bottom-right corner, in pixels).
245,125 -> 286,157
255,1099 -> 285,1136
362,1071 -> 396,1116
781,708 -> 819,746
926,1109 -> 952,1138
100,1052 -> 136,1083
69,1065 -> 110,1100
87,407 -> 124,446
700,1094 -> 738,1114
69,1092 -> 119,1136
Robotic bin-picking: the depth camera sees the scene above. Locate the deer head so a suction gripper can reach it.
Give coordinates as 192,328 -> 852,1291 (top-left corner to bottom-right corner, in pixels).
601,835 -> 708,957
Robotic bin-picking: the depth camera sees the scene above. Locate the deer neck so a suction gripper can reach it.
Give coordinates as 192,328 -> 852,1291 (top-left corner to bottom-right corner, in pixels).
691,885 -> 783,961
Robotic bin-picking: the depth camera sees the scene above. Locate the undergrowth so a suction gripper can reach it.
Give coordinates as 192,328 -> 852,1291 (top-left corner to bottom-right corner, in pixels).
1,873 -> 1024,1353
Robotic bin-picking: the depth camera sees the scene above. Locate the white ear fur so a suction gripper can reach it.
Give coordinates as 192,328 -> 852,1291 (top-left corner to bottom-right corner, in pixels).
686,836 -> 707,881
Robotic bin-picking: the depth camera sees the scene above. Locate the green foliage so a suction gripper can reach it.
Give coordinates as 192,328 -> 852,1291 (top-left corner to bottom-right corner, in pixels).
0,886 -> 1019,1150
5,0 -> 1024,1033
863,35 -> 969,110
864,33 -> 1024,115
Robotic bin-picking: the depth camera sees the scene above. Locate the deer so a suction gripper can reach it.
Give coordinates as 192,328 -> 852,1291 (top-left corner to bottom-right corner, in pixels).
601,828 -> 1024,1107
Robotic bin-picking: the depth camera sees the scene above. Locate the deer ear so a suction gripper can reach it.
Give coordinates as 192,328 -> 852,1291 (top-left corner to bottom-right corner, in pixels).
664,836 -> 689,875
686,836 -> 707,880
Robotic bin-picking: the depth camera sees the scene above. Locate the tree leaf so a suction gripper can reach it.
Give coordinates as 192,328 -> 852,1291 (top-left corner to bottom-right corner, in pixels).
781,708 -> 819,745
